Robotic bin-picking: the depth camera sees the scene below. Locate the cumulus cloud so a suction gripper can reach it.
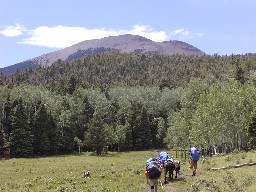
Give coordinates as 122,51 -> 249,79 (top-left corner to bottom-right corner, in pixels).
171,28 -> 204,40
19,25 -> 121,48
127,25 -> 169,42
1,24 -> 203,48
19,25 -> 170,48
0,24 -> 25,37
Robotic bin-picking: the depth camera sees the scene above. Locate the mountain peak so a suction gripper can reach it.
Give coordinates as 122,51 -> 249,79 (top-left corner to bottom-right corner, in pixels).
0,34 -> 205,74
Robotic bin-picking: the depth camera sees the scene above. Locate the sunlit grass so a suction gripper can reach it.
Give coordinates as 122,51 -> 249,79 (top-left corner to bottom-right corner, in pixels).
0,150 -> 256,191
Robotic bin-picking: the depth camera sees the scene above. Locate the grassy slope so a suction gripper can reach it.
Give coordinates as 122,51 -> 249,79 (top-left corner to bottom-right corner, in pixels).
0,150 -> 256,192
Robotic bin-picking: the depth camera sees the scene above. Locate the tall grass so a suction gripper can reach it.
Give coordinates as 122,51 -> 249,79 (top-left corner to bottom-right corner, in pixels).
0,150 -> 256,192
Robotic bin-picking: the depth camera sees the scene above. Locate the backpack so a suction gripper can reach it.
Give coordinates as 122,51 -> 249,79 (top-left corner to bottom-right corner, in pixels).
158,151 -> 168,163
146,161 -> 161,179
146,157 -> 156,163
190,147 -> 199,162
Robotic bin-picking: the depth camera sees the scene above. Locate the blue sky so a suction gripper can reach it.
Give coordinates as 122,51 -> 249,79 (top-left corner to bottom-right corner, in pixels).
1,0 -> 256,68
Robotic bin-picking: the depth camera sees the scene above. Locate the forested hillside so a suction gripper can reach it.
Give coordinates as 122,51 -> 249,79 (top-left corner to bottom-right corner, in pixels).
1,52 -> 256,157
2,52 -> 256,92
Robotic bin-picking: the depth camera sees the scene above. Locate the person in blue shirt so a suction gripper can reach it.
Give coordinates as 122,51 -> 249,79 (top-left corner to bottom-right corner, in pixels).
189,147 -> 199,176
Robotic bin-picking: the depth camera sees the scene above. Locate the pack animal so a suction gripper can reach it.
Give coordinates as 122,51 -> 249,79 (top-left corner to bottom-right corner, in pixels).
173,159 -> 180,178
164,159 -> 180,183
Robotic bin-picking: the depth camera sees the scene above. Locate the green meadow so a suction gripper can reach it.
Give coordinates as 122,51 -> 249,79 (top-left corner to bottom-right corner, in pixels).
0,150 -> 256,192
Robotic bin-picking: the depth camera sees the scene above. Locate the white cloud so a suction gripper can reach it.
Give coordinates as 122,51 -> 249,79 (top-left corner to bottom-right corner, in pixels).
19,25 -> 120,48
0,24 -> 25,37
171,28 -> 203,40
127,25 -> 169,42
2,24 -> 203,48
19,25 -> 170,48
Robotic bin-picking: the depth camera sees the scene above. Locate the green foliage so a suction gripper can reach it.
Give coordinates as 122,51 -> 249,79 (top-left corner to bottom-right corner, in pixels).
32,102 -> 58,155
166,108 -> 190,148
156,118 -> 166,145
74,137 -> 83,146
84,112 -> 111,155
2,52 -> 256,89
114,123 -> 129,151
1,53 -> 256,156
126,101 -> 153,150
166,78 -> 256,150
166,78 -> 211,148
247,109 -> 256,149
9,99 -> 34,157
190,80 -> 256,148
234,58 -> 246,84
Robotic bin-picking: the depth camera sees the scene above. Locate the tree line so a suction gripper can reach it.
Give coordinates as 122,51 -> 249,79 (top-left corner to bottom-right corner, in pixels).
2,52 -> 256,93
0,85 -> 181,156
1,52 -> 256,157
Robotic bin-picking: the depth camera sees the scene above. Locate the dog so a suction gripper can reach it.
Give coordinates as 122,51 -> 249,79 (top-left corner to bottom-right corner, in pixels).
81,171 -> 90,179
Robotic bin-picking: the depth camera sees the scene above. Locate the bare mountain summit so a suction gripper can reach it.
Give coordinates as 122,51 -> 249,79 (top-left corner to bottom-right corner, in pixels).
0,34 -> 205,74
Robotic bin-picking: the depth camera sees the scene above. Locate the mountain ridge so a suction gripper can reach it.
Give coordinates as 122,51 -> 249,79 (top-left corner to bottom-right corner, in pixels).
0,34 -> 205,74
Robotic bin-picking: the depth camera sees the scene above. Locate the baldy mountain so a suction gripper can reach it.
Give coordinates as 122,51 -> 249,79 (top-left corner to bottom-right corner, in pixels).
0,34 -> 205,74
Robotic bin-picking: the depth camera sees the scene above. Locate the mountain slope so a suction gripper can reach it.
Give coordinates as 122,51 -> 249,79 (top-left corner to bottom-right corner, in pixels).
0,34 -> 205,74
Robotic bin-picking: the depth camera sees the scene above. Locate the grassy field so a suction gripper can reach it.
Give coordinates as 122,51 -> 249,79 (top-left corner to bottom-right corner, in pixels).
0,150 -> 256,192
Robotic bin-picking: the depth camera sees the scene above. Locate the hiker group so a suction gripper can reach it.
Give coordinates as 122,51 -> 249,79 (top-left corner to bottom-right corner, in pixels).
145,147 -> 199,192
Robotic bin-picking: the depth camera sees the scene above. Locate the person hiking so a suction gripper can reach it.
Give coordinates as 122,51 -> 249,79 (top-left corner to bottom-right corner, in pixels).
189,147 -> 199,176
157,151 -> 168,168
145,157 -> 161,192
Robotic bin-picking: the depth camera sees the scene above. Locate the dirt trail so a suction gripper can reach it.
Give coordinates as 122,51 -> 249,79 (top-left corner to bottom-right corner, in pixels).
163,173 -> 189,192
144,172 -> 189,192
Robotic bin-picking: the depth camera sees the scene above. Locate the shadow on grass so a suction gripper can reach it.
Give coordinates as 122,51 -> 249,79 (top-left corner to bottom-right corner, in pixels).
31,151 -> 122,158
89,152 -> 121,157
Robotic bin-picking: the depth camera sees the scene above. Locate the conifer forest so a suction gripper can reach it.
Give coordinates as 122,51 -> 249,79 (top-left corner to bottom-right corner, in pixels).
1,52 -> 256,157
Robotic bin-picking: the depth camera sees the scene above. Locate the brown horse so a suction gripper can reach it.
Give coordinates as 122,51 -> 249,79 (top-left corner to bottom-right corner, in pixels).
164,159 -> 180,183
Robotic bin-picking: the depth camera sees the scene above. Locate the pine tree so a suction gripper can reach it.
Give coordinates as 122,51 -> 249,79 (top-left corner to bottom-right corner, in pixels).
127,102 -> 152,150
75,96 -> 94,140
46,113 -> 58,154
58,97 -> 75,153
127,101 -> 141,150
84,112 -> 110,155
66,75 -> 77,95
137,106 -> 152,150
9,99 -> 34,157
235,58 -> 245,84
32,102 -> 51,156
